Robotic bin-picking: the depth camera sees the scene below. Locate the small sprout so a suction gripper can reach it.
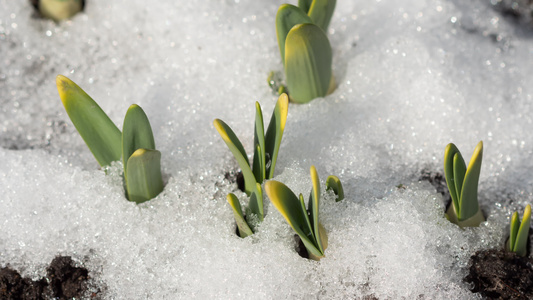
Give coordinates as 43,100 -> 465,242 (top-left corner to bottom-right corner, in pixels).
265,166 -> 342,260
214,94 -> 289,236
125,148 -> 164,204
37,0 -> 84,22
326,175 -> 343,201
444,141 -> 486,227
56,75 -> 121,167
275,2 -> 336,104
506,205 -> 531,257
122,105 -> 164,203
298,0 -> 336,32
56,75 -> 164,204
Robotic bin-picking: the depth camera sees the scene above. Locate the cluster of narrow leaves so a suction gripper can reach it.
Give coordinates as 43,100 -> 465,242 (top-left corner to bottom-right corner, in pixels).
506,204 -> 531,257
214,94 -> 289,237
265,165 -> 343,260
276,0 -> 336,103
56,75 -> 163,204
443,141 -> 486,227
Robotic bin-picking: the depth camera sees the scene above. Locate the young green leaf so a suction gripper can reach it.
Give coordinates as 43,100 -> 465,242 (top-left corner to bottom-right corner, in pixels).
444,143 -> 461,214
125,148 -> 164,204
227,193 -> 254,238
459,141 -> 483,220
326,175 -> 344,202
264,93 -> 289,179
56,75 -> 121,167
247,183 -> 264,223
122,104 -> 156,178
308,165 -> 323,254
276,4 -> 313,66
252,102 -> 266,183
298,0 -> 313,13
213,119 -> 256,195
509,211 -> 519,253
285,23 -> 332,104
264,180 -> 323,258
444,141 -> 485,227
508,204 -> 531,257
307,0 -> 336,32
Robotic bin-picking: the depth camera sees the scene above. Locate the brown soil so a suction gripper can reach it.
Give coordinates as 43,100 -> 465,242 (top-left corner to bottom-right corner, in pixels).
0,256 -> 100,300
464,249 -> 533,299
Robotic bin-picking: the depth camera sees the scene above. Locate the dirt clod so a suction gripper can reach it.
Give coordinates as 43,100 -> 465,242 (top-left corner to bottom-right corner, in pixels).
464,249 -> 533,299
0,256 -> 98,300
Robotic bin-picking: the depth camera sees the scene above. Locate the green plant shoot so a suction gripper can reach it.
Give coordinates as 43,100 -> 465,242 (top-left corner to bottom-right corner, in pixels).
326,175 -> 344,202
214,94 -> 288,236
39,0 -> 83,22
125,148 -> 164,204
122,105 -> 164,203
56,75 -> 164,204
300,0 -> 336,32
227,183 -> 263,238
265,166 -> 343,260
56,75 -> 121,167
506,204 -> 531,257
276,4 -> 335,103
444,141 -> 485,227
214,93 -> 289,195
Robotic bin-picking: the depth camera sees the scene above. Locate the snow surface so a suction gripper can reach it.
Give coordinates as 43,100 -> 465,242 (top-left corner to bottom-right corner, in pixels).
1,0 -> 533,298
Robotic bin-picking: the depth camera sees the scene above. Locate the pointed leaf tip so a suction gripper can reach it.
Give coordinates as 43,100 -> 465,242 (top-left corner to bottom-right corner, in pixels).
55,75 -> 121,167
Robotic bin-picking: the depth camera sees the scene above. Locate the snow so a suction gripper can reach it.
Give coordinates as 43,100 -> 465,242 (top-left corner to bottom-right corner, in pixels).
1,0 -> 533,298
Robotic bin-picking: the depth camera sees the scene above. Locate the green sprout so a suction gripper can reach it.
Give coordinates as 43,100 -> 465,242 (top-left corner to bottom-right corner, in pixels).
37,0 -> 84,22
56,75 -> 164,204
275,1 -> 336,104
265,165 -> 343,260
214,94 -> 289,237
444,141 -> 486,227
506,204 -> 531,257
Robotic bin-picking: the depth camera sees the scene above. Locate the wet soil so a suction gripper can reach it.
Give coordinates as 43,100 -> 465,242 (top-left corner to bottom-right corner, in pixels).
0,256 -> 100,300
464,248 -> 533,299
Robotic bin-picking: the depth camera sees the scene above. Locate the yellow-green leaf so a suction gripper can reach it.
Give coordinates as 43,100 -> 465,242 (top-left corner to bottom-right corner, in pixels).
307,0 -> 336,31
509,211 -> 519,252
56,75 -> 121,167
308,166 -> 323,253
298,0 -> 313,13
444,143 -> 462,215
276,4 -> 313,66
285,23 -> 332,104
252,102 -> 266,183
125,148 -> 164,204
213,119 -> 256,195
326,175 -> 344,202
513,204 -> 531,257
248,183 -> 264,223
459,141 -> 483,220
265,180 -> 322,258
122,104 -> 156,179
227,193 -> 254,238
264,94 -> 289,179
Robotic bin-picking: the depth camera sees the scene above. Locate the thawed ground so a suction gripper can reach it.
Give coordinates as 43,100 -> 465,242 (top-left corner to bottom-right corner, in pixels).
1,0 -> 533,298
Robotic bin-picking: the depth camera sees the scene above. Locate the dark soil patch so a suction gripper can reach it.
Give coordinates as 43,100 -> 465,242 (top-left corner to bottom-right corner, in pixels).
0,255 -> 101,300
464,249 -> 533,299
